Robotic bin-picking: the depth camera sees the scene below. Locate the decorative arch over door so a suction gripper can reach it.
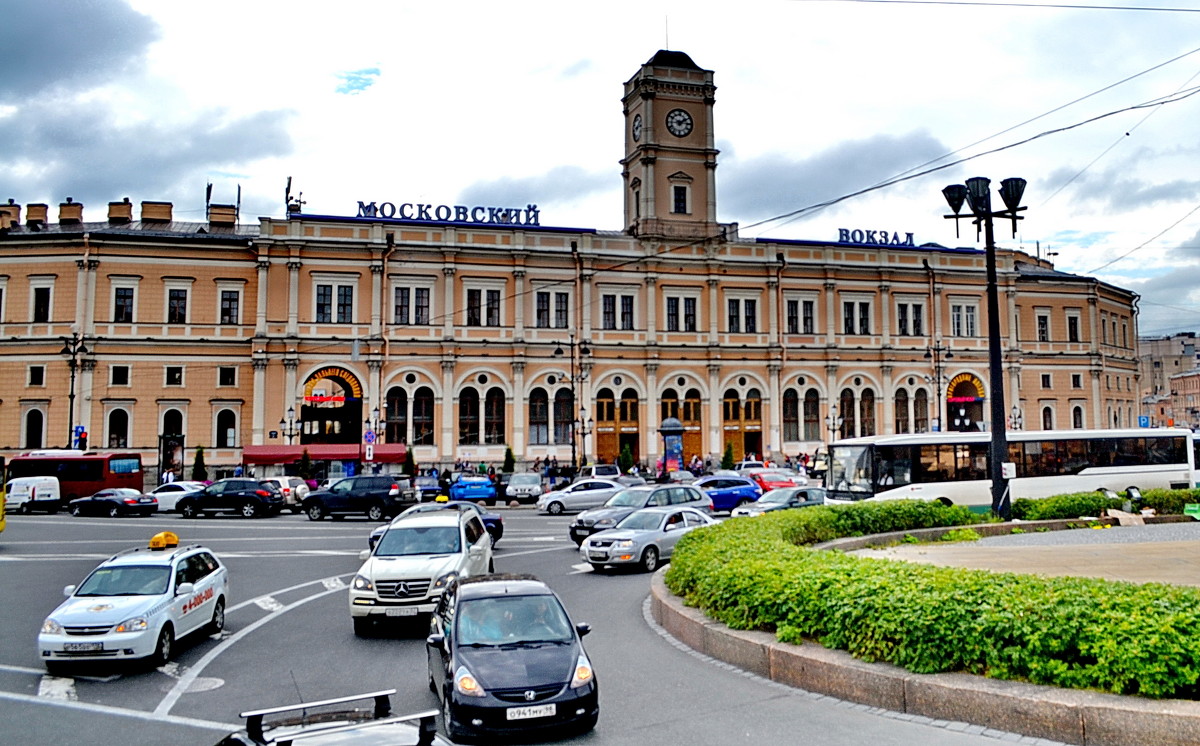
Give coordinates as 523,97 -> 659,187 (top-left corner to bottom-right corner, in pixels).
301,367 -> 365,445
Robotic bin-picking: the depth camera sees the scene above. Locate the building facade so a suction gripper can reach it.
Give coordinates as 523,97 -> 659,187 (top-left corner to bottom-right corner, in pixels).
0,51 -> 1142,480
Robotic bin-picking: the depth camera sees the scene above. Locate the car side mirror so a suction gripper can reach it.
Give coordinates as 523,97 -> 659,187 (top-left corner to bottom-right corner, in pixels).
426,633 -> 445,648
63,585 -> 76,597
175,582 -> 195,597
359,549 -> 371,561
575,623 -> 591,637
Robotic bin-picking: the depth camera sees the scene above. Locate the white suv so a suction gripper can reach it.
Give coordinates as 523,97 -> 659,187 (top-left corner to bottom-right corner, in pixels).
38,531 -> 228,673
349,511 -> 492,636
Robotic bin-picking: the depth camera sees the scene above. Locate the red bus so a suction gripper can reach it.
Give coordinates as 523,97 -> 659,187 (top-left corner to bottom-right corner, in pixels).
7,450 -> 144,505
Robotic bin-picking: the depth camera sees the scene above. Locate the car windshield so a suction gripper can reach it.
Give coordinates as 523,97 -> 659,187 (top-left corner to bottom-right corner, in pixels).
375,525 -> 461,556
510,474 -> 540,486
759,489 -> 797,504
76,565 -> 171,596
457,595 -> 573,646
606,489 -> 650,508
615,511 -> 663,531
415,477 -> 438,487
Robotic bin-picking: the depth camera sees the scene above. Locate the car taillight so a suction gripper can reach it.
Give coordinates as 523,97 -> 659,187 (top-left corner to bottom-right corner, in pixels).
388,484 -> 399,495
123,498 -> 137,504
282,487 -> 291,495
256,489 -> 270,497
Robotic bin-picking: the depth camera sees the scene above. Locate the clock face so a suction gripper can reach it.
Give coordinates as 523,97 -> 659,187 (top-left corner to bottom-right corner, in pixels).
666,108 -> 693,137
632,113 -> 642,142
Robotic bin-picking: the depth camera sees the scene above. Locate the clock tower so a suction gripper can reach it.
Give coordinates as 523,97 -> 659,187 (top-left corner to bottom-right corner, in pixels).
621,50 -> 722,240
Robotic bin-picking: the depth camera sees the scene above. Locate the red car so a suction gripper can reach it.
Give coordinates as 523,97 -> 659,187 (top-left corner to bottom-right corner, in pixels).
744,468 -> 806,493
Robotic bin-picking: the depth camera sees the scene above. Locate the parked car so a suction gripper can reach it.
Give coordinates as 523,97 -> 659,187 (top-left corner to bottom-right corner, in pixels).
259,476 -> 311,513
581,505 -> 717,572
5,476 -> 62,514
217,689 -> 449,746
536,478 -> 625,515
744,468 -> 806,493
177,478 -> 285,518
302,474 -> 412,521
500,471 -> 544,503
568,484 -> 712,546
405,475 -> 443,502
448,474 -> 497,504
147,480 -> 206,513
349,510 -> 493,635
426,574 -> 598,742
575,463 -> 622,480
68,488 -> 158,517
731,486 -> 828,517
731,460 -> 766,472
692,475 -> 762,512
369,500 -> 504,549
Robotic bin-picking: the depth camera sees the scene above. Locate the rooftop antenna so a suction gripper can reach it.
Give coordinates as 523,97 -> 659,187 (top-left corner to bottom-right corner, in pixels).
665,16 -> 669,48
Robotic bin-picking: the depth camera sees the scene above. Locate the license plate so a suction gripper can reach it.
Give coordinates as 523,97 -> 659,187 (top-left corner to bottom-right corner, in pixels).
139,497 -> 154,503
64,642 -> 102,652
589,552 -> 607,561
507,703 -> 555,721
385,607 -> 418,617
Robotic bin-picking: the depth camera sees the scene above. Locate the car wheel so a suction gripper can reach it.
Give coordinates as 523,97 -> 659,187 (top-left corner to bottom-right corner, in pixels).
352,617 -> 373,637
148,625 -> 174,668
208,597 -> 226,635
366,503 -> 385,521
640,546 -> 659,573
306,502 -> 325,521
108,505 -> 121,518
18,502 -> 30,515
735,498 -> 751,508
442,693 -> 467,742
180,502 -> 199,519
488,557 -> 495,573
428,669 -> 437,693
69,504 -> 82,517
240,501 -> 259,518
547,501 -> 565,515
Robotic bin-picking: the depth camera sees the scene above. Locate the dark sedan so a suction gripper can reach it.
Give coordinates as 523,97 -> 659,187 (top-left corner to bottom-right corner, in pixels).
369,500 -> 504,548
68,488 -> 158,517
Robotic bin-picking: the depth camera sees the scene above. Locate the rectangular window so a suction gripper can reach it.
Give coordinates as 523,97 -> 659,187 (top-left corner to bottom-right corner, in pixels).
28,365 -> 44,386
168,289 -> 187,324
535,292 -> 550,328
912,304 -> 924,336
166,366 -> 184,386
466,289 -> 482,326
602,295 -> 616,330
111,365 -> 129,386
1067,314 -> 1080,343
33,286 -> 51,322
114,287 -> 134,323
218,366 -> 236,386
219,290 -> 239,325
673,185 -> 688,214
486,289 -> 500,326
337,286 -> 353,323
620,295 -> 634,330
898,302 -> 925,336
414,288 -> 429,324
802,300 -> 814,334
316,284 -> 333,323
1037,314 -> 1050,342
1072,373 -> 1082,389
897,303 -> 909,336
951,304 -> 976,337
859,303 -> 870,335
744,299 -> 757,333
683,297 -> 697,332
728,298 -> 741,333
786,300 -> 798,334
666,297 -> 679,332
1041,373 -> 1052,389
843,301 -> 855,334
554,292 -> 569,328
394,287 -> 410,325
394,287 -> 430,325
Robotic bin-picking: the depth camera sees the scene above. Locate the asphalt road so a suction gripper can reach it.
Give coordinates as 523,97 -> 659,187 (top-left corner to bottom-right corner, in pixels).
0,509 -> 1056,745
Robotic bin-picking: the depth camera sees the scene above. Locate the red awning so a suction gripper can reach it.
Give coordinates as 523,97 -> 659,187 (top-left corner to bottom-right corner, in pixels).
241,443 -> 407,465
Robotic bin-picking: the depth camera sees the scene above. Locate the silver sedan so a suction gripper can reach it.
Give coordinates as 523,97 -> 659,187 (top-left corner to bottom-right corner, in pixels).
537,478 -> 625,515
580,505 -> 716,572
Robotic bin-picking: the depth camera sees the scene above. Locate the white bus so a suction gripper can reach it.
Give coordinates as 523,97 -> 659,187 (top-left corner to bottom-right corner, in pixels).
825,428 -> 1195,512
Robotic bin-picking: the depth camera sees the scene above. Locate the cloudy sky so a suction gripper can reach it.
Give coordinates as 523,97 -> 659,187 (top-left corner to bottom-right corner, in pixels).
2,0 -> 1199,336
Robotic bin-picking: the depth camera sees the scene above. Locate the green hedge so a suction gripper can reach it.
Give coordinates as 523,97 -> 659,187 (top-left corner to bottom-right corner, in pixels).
1011,488 -> 1200,521
664,501 -> 1200,698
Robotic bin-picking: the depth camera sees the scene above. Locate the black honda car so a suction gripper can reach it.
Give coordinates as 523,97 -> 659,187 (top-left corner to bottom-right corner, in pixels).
426,574 -> 598,742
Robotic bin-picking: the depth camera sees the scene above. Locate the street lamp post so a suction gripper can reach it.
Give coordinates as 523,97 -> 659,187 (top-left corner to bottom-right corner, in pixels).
923,341 -> 953,432
943,176 -> 1027,519
59,332 -> 89,447
823,403 -> 843,488
574,406 -> 595,466
554,333 -> 591,474
1010,404 -> 1024,431
279,407 -> 301,444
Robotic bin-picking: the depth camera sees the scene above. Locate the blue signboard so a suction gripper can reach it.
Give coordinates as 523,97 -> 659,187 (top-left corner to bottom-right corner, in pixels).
1138,415 -> 1150,428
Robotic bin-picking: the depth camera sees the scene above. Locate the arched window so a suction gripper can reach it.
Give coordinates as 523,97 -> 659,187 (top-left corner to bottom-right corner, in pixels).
596,388 -> 616,423
914,389 -> 929,432
782,389 -> 799,441
216,409 -> 237,448
553,388 -> 574,444
1042,406 -> 1055,430
1072,405 -> 1084,429
895,389 -> 910,434
458,388 -> 480,445
682,389 -> 702,424
744,388 -> 762,422
619,389 -> 639,423
108,409 -> 130,448
24,409 -> 44,449
859,388 -> 876,436
484,388 -> 505,444
722,389 -> 741,424
386,387 -> 408,444
661,388 -> 680,421
839,389 -> 855,439
802,389 -> 820,440
413,387 -> 435,446
163,408 -> 183,436
529,388 -> 549,445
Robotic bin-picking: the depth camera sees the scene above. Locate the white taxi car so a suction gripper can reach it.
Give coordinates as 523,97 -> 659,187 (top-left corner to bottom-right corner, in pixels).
38,531 -> 228,673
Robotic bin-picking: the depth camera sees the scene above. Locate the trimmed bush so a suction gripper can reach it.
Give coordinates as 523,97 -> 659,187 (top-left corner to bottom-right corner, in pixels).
665,500 -> 1200,698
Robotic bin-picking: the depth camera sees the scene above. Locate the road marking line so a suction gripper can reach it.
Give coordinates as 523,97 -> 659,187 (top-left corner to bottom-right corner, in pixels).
569,563 -> 594,574
0,690 -> 237,731
253,597 -> 284,612
37,676 -> 77,701
321,577 -> 346,590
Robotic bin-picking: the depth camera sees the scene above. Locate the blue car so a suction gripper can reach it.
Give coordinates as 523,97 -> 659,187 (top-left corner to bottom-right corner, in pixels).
692,475 -> 762,512
449,474 -> 498,503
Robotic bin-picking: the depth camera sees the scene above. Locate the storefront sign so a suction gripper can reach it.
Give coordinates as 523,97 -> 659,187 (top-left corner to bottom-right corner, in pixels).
837,228 -> 915,247
947,372 -> 985,400
304,367 -> 364,400
356,201 -> 541,226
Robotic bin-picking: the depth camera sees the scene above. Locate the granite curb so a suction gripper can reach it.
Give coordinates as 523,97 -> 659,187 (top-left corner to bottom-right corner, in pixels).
649,569 -> 1200,745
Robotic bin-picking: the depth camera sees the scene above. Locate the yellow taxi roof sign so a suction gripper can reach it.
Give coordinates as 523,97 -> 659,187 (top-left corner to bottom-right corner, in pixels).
150,531 -> 180,550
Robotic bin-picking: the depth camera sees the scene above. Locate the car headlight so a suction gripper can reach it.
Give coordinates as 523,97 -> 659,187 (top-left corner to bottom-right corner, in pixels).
615,539 -> 634,548
594,518 -> 614,527
433,571 -> 459,590
41,618 -> 63,635
352,574 -> 374,592
454,665 -> 486,697
570,653 -> 594,688
114,616 -> 148,633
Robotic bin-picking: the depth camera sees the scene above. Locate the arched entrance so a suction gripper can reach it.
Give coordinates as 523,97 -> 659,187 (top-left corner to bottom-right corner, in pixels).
946,373 -> 986,432
301,367 -> 364,445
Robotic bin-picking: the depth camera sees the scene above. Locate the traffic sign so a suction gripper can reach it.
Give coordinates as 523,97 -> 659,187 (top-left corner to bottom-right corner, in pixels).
364,444 -> 374,461
1138,415 -> 1150,428
364,430 -> 376,444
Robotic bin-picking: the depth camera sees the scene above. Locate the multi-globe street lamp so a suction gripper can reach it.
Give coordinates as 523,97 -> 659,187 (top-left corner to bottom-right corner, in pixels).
554,332 -> 591,473
279,407 -> 301,445
923,341 -> 953,432
59,331 -> 89,448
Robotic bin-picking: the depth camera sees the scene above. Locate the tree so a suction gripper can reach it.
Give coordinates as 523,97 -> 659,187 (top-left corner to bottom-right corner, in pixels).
191,446 -> 209,482
297,449 -> 313,480
721,442 -> 734,470
502,446 -> 515,474
618,443 -> 634,473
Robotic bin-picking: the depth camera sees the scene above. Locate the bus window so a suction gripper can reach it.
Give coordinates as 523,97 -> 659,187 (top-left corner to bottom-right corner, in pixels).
956,443 -> 988,481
